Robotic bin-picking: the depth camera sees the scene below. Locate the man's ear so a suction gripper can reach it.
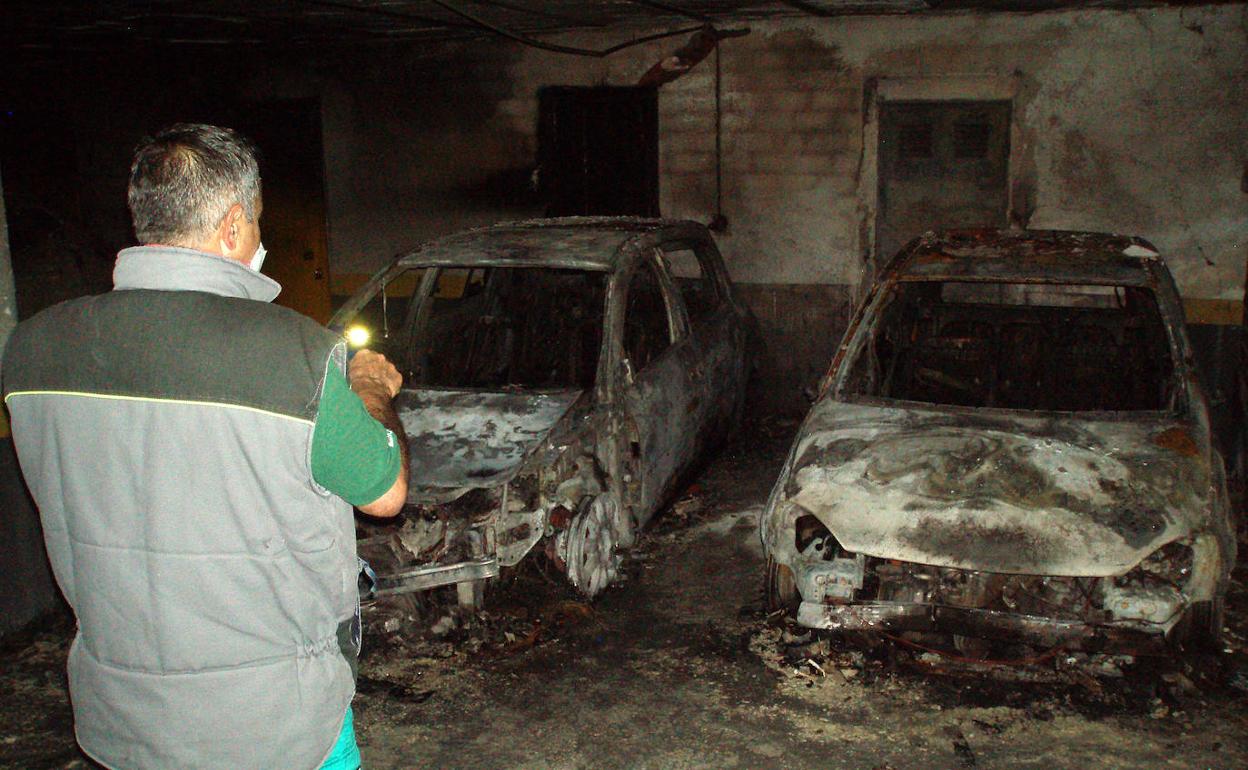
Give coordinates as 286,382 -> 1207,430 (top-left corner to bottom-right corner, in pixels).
217,204 -> 246,253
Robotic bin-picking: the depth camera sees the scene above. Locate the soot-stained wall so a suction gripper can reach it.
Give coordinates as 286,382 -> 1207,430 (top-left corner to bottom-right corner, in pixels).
258,5 -> 1245,413
0,169 -> 60,636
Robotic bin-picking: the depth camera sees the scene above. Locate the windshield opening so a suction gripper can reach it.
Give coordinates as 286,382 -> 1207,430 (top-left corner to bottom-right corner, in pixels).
354,266 -> 607,391
842,280 -> 1176,411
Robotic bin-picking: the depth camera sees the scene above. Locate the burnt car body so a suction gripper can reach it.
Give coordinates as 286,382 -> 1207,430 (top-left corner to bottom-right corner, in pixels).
331,218 -> 748,602
761,229 -> 1236,651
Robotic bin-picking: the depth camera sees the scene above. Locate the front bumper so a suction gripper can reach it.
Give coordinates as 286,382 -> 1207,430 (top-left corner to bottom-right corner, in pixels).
796,600 -> 1170,650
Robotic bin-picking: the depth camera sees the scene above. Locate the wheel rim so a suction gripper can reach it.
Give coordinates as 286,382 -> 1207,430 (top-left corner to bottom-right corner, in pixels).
767,559 -> 800,614
565,496 -> 622,598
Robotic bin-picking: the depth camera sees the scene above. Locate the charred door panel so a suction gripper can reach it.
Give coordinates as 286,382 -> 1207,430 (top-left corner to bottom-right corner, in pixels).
877,101 -> 1010,260
623,342 -> 700,516
691,304 -> 745,439
661,241 -> 744,444
618,254 -> 695,516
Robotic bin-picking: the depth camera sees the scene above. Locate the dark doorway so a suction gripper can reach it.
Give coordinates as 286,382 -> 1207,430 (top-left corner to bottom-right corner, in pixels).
877,100 -> 1011,260
0,106 -> 114,319
237,100 -> 332,324
538,86 -> 659,217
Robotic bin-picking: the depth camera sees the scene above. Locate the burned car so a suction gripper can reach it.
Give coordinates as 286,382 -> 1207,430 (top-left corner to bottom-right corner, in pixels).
332,218 -> 748,604
761,229 -> 1236,652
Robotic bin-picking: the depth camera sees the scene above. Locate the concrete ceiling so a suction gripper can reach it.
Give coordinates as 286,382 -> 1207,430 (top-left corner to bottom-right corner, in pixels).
2,0 -> 1219,51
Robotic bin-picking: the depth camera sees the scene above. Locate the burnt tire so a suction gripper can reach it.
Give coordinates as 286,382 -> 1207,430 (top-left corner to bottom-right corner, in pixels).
765,557 -> 800,617
1174,597 -> 1225,651
562,495 -> 622,599
1188,598 -> 1225,650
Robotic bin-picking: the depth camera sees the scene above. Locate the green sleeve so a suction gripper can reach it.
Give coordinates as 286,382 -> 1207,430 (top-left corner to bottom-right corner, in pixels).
310,365 -> 403,506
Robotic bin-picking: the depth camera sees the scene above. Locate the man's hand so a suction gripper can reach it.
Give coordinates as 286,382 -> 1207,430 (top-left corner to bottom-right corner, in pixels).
348,349 -> 402,400
347,350 -> 409,518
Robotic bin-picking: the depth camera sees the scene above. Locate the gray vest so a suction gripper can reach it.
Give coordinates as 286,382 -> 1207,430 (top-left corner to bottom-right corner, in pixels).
3,247 -> 357,770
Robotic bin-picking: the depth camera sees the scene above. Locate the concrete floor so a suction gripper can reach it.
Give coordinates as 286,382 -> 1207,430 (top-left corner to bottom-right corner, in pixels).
2,425 -> 1247,769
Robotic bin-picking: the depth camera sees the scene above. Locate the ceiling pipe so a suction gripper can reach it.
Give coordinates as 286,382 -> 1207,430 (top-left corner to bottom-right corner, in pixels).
430,0 -> 714,57
776,0 -> 837,16
469,0 -> 591,27
636,25 -> 748,87
298,0 -> 477,30
636,26 -> 749,233
626,1 -> 715,23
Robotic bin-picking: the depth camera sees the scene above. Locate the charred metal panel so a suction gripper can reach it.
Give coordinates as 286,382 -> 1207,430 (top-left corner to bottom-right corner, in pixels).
409,226 -> 627,271
398,389 -> 581,493
622,341 -> 700,515
890,229 -> 1162,285
782,400 -> 1208,575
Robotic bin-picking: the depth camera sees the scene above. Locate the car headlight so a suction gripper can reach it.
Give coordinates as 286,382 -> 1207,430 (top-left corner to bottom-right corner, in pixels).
1101,540 -> 1192,626
1116,539 -> 1193,588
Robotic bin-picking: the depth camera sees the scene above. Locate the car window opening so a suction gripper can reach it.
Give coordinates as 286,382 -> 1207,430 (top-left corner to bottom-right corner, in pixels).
844,280 -> 1176,411
662,246 -> 721,325
410,266 -> 607,390
624,260 -> 674,372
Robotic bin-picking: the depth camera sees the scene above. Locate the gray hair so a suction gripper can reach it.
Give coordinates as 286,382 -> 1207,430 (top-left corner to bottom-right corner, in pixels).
127,123 -> 261,246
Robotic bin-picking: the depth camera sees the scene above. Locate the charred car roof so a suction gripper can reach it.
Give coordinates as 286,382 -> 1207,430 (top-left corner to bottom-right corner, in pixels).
891,228 -> 1164,286
392,217 -> 710,272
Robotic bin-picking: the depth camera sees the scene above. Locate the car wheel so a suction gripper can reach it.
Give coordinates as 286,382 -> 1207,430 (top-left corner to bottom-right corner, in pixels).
1189,597 -> 1226,649
1173,597 -> 1225,651
765,557 -> 800,617
560,495 -> 622,599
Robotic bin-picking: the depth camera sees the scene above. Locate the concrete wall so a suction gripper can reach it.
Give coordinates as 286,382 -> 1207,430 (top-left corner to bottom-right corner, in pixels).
0,166 -> 61,636
256,5 -> 1245,413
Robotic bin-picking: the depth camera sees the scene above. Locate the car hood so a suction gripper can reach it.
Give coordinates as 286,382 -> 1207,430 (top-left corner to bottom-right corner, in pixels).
396,388 -> 581,492
781,399 -> 1212,576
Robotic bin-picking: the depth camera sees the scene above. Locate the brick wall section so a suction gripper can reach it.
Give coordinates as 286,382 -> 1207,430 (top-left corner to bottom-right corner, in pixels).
736,283 -> 854,416
653,31 -> 862,413
654,29 -> 863,287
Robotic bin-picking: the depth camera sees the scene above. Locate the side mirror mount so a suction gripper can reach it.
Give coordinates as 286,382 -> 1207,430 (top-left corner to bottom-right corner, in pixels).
620,358 -> 636,387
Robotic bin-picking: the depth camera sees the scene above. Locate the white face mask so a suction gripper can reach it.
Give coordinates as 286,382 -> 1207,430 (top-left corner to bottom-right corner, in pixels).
249,242 -> 267,273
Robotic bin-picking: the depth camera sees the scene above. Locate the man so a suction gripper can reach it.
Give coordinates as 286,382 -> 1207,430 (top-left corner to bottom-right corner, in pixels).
2,123 -> 407,769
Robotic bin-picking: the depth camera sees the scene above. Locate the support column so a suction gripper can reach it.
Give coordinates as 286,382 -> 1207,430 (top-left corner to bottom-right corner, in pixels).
0,161 -> 62,635
0,167 -> 14,436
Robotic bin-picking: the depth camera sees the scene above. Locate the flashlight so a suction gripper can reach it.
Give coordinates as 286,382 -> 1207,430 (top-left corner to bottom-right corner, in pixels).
344,325 -> 372,362
345,325 -> 371,348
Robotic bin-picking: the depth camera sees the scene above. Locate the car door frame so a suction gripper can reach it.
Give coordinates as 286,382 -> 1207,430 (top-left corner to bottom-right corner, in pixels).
656,235 -> 748,444
601,242 -> 700,530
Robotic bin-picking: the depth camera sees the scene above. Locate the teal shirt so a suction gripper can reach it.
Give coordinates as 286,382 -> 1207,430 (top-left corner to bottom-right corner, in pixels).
311,366 -> 403,506
317,707 -> 362,770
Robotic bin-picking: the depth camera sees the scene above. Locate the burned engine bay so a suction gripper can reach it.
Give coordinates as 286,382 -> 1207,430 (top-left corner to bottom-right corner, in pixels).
354,263 -> 621,605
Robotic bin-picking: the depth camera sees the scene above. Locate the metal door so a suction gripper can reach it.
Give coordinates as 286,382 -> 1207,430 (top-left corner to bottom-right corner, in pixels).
877,100 -> 1011,260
